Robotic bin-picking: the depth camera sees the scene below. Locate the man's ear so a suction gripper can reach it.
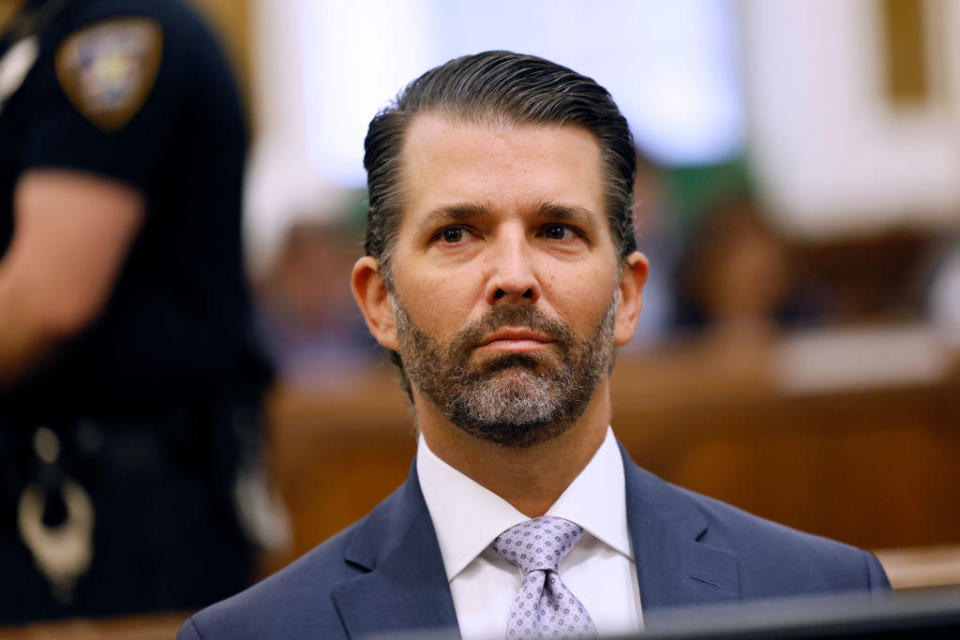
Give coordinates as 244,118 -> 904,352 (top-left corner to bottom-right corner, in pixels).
351,256 -> 399,351
614,251 -> 649,346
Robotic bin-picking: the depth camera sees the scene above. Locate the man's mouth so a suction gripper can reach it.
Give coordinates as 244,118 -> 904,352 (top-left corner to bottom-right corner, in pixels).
475,328 -> 554,354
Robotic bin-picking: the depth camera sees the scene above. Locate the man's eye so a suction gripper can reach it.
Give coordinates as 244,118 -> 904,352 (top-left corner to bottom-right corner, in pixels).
543,224 -> 571,240
440,227 -> 464,243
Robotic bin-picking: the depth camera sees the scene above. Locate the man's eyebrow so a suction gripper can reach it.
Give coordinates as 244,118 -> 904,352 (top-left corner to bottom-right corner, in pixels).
418,203 -> 488,231
537,202 -> 601,232
416,201 -> 601,232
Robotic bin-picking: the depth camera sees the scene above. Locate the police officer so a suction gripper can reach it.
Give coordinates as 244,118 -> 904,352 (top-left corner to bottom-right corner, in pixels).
0,0 -> 272,623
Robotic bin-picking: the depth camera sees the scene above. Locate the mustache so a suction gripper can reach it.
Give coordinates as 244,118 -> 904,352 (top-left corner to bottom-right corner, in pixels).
451,305 -> 575,357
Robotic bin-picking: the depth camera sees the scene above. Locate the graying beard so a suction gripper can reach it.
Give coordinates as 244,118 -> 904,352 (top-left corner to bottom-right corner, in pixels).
393,296 -> 617,447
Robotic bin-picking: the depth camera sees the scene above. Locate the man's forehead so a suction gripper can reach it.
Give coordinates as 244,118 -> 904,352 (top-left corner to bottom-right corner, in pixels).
398,113 -> 605,206
401,111 -> 598,157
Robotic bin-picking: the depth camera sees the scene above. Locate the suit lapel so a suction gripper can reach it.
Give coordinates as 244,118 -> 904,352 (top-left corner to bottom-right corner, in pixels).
331,465 -> 460,639
331,444 -> 741,637
620,444 -> 740,617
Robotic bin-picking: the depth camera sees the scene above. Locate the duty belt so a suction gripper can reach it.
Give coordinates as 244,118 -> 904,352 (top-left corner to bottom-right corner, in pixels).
0,410 -> 224,604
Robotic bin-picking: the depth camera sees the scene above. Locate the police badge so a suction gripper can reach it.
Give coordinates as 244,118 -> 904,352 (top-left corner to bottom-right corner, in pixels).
54,16 -> 162,132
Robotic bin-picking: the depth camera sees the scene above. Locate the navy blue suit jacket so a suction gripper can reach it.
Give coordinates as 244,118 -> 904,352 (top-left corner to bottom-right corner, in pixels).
179,444 -> 890,639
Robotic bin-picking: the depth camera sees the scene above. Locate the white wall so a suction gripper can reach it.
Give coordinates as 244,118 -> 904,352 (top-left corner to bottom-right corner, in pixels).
741,0 -> 960,239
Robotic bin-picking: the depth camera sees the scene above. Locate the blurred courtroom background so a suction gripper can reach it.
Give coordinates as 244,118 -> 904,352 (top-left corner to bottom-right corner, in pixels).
8,0 -> 960,635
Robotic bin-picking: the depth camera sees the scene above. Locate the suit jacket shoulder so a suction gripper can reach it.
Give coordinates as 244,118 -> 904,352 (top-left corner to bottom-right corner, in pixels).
180,520 -> 364,640
179,465 -> 458,640
620,449 -> 890,613
681,481 -> 888,597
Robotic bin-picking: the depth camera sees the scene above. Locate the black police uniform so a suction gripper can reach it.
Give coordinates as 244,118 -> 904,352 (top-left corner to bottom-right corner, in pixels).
0,0 -> 272,623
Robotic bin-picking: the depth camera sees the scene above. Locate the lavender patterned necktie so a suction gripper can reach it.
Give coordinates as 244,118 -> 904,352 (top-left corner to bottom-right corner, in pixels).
491,516 -> 598,639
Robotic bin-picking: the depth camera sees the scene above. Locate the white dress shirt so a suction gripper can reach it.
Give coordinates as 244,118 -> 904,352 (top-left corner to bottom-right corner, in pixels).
416,427 -> 643,640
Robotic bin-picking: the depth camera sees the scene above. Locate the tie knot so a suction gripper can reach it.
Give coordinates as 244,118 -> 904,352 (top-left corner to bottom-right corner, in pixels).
491,516 -> 584,574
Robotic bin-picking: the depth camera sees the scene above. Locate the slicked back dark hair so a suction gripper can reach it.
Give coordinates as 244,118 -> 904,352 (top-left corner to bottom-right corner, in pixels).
363,50 -> 637,289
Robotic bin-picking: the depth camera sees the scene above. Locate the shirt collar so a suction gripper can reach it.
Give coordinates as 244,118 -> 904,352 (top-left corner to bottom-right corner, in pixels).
416,426 -> 631,582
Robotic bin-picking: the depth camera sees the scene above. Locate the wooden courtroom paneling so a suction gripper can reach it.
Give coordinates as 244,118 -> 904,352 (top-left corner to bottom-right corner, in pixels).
264,368 -> 415,570
616,379 -> 960,550
264,338 -> 960,572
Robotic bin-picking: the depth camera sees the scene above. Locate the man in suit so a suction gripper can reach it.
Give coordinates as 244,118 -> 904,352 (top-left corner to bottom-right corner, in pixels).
180,51 -> 890,640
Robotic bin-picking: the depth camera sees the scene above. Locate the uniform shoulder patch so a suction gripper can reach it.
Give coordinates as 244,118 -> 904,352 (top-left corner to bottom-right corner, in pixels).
54,17 -> 163,132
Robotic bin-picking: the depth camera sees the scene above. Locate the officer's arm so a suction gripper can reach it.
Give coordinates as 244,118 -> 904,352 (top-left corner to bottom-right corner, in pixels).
0,169 -> 144,387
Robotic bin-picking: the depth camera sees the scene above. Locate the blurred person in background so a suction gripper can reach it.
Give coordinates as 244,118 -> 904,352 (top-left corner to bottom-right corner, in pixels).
255,220 -> 379,387
627,148 -> 682,348
669,195 -> 801,377
0,0 -> 272,623
928,234 -> 960,350
674,195 -> 793,341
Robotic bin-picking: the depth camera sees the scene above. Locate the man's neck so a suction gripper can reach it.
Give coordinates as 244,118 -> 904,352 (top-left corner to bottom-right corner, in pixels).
416,381 -> 612,518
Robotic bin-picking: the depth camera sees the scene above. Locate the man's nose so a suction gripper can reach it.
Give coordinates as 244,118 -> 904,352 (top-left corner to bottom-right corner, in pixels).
484,232 -> 541,305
